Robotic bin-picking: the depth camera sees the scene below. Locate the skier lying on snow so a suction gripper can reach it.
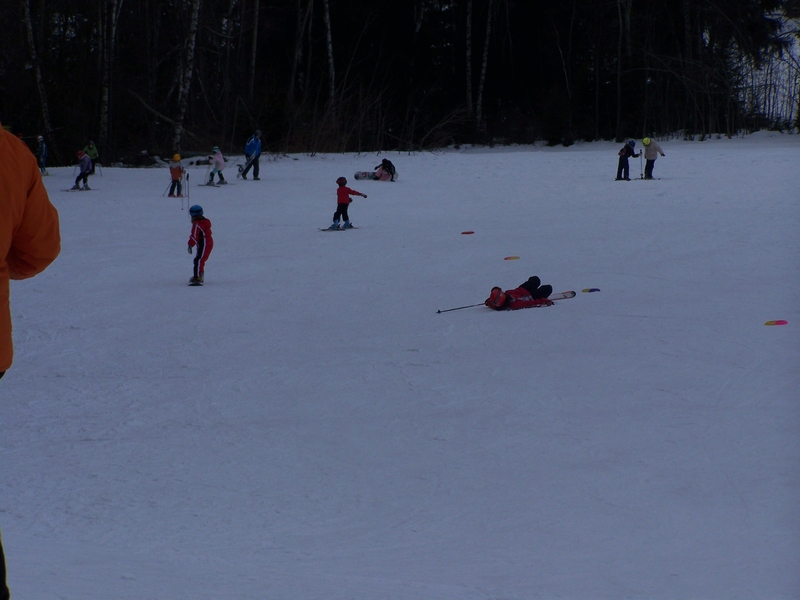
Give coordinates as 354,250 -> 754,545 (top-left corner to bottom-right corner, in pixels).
485,276 -> 553,310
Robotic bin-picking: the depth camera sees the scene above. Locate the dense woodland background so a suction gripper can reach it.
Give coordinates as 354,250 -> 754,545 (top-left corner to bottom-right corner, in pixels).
1,0 -> 799,165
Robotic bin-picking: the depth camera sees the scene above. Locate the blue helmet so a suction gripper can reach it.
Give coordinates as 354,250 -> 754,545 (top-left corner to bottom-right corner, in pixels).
189,205 -> 203,217
629,140 -> 636,148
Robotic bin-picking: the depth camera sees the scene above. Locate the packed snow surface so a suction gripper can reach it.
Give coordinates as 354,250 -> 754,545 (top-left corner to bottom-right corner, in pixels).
2,133 -> 799,599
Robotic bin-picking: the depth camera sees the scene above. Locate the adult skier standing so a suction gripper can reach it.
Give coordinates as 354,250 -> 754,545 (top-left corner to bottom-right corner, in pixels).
35,135 -> 48,175
240,130 -> 262,180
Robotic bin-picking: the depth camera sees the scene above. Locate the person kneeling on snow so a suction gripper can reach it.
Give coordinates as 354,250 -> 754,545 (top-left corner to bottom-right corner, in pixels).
485,276 -> 553,310
374,158 -> 396,181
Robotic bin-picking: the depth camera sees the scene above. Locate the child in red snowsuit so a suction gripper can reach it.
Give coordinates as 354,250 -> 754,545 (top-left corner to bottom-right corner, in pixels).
485,276 -> 553,310
328,177 -> 367,229
187,205 -> 213,283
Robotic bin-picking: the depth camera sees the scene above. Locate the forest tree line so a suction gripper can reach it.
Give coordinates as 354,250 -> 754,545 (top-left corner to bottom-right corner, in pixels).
1,0 -> 798,165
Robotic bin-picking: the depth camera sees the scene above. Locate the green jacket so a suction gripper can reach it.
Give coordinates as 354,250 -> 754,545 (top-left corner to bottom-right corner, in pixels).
83,144 -> 99,159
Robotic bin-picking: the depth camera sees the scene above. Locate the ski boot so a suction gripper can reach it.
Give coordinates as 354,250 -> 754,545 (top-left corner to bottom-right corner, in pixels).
71,184 -> 80,190
328,220 -> 340,230
82,184 -> 91,190
342,220 -> 354,229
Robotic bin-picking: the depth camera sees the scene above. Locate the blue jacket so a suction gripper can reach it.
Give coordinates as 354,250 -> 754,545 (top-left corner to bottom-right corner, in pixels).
244,136 -> 261,157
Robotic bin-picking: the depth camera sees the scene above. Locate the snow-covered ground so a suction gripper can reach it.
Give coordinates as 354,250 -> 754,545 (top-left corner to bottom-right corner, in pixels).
2,132 -> 799,599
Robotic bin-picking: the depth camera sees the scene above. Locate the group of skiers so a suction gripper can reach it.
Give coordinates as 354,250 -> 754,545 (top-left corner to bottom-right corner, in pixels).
615,137 -> 666,180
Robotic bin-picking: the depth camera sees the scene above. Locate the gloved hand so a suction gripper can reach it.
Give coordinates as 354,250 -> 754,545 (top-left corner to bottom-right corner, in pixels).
362,194 -> 368,198
188,245 -> 192,254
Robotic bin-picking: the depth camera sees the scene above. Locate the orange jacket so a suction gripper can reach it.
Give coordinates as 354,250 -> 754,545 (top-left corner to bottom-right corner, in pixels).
0,128 -> 61,372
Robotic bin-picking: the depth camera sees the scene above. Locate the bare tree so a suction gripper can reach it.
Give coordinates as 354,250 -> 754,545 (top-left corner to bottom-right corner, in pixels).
22,0 -> 60,163
465,0 -> 473,116
173,0 -> 202,151
249,0 -> 260,99
475,0 -> 494,129
288,0 -> 314,104
99,0 -> 125,153
322,0 -> 336,109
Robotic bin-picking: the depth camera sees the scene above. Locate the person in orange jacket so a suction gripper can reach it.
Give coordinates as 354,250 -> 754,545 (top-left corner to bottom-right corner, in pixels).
0,121 -> 61,600
168,153 -> 185,197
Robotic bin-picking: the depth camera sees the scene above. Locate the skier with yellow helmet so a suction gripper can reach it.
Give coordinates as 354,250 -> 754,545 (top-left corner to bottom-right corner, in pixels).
642,137 -> 665,180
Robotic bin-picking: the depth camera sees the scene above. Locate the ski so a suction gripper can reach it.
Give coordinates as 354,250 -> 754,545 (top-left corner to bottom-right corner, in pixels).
319,227 -> 358,231
62,188 -> 95,192
188,282 -> 203,286
551,291 -> 576,300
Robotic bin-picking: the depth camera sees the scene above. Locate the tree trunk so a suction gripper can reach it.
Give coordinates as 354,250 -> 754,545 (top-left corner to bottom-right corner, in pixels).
465,0 -> 473,116
615,0 -> 623,141
22,0 -> 61,163
173,0 -> 202,151
249,0 -> 260,99
288,0 -> 313,104
99,0 -> 125,155
322,0 -> 336,110
475,0 -> 493,130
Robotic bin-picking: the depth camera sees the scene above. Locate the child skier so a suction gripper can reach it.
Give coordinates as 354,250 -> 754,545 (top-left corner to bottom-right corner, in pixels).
328,176 -> 367,229
207,146 -> 227,185
485,276 -> 554,310
168,154 -> 185,197
642,137 -> 666,179
615,140 -> 640,181
187,204 -> 213,284
71,150 -> 93,190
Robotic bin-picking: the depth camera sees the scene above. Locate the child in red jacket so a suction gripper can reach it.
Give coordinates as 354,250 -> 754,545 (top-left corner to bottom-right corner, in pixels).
187,205 -> 213,284
327,176 -> 367,229
485,276 -> 553,310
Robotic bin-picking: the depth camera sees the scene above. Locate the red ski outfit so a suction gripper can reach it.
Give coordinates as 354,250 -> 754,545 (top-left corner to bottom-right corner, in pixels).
485,277 -> 553,310
330,180 -> 366,229
188,216 -> 213,280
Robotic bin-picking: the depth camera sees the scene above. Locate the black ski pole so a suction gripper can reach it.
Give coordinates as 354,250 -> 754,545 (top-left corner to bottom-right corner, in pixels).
436,303 -> 484,314
162,181 -> 172,197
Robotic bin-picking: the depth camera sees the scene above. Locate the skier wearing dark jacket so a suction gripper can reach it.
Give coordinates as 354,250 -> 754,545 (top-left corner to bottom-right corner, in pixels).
485,276 -> 553,310
615,140 -> 641,181
240,130 -> 262,180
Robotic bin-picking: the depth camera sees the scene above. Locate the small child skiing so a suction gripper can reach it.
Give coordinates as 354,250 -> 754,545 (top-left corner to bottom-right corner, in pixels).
328,176 -> 367,230
71,150 -> 93,190
615,140 -> 640,181
207,146 -> 226,185
187,204 -> 213,284
168,153 -> 185,197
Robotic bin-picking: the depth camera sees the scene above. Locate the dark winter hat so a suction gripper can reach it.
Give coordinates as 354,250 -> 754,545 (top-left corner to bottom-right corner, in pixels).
336,176 -> 347,185
628,140 -> 635,147
255,130 -> 262,136
88,141 -> 95,146
189,205 -> 203,217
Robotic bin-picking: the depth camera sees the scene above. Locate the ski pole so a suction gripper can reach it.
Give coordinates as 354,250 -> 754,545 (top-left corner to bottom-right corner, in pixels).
162,181 -> 172,197
436,303 -> 484,314
639,153 -> 643,179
